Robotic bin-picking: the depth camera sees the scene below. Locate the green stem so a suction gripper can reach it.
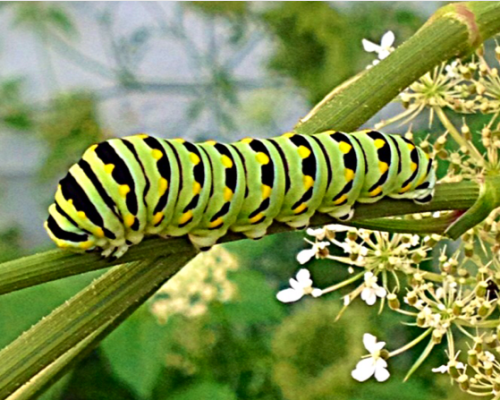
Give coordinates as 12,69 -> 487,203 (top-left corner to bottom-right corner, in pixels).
0,250 -> 196,398
0,179 -> 480,296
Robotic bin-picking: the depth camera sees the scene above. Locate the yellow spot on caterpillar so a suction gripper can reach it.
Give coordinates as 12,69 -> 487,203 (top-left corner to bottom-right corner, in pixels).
193,182 -> 201,195
425,153 -> 430,159
159,178 -> 168,196
77,211 -> 86,219
379,161 -> 388,174
68,199 -> 74,206
224,187 -> 234,201
189,152 -> 201,165
339,142 -> 352,154
297,145 -> 311,159
240,137 -> 253,144
410,162 -> 417,172
221,155 -> 233,168
256,152 -> 270,165
104,164 -> 115,174
119,185 -> 130,197
333,194 -> 347,205
303,175 -> 314,189
173,138 -> 185,143
79,241 -> 93,250
399,184 -> 412,193
205,140 -> 217,145
261,184 -> 271,199
374,139 -> 385,149
178,211 -> 193,225
89,144 -> 98,152
209,217 -> 224,229
370,186 -> 383,197
136,133 -> 149,139
282,132 -> 294,138
124,214 -> 135,228
345,168 -> 354,182
95,228 -> 105,238
152,212 -> 164,225
152,149 -> 163,160
249,213 -> 265,224
407,143 -> 415,151
293,203 -> 307,214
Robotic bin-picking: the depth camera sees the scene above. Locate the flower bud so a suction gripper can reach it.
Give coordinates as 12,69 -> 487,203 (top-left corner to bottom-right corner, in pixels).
457,374 -> 469,391
476,45 -> 484,57
464,243 -> 474,258
432,329 -> 444,344
347,231 -> 357,241
496,46 -> 500,61
448,361 -> 461,379
468,349 -> 478,366
453,300 -> 464,316
476,281 -> 488,298
478,301 -> 491,317
461,125 -> 472,140
473,339 -> 483,353
484,360 -> 493,376
387,293 -> 400,310
485,334 -> 499,349
405,291 -> 418,306
494,379 -> 500,393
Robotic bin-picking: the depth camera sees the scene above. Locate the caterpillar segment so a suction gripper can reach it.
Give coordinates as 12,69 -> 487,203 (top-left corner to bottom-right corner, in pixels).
45,131 -> 436,258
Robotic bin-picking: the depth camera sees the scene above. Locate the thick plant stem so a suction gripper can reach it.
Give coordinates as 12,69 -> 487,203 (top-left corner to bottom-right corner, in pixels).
294,1 -> 500,135
0,250 -> 197,398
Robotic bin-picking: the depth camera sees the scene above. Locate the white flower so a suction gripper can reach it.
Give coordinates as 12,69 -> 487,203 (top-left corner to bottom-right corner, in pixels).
432,362 -> 465,373
360,272 -> 387,306
362,31 -> 395,60
276,269 -> 321,303
306,227 -> 325,239
296,241 -> 330,264
352,333 -> 390,382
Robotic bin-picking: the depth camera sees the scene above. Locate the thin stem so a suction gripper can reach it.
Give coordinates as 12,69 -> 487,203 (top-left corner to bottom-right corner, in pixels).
388,328 -> 433,358
434,106 -> 485,164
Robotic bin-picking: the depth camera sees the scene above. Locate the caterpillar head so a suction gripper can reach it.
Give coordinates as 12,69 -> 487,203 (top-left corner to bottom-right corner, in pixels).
44,203 -> 98,254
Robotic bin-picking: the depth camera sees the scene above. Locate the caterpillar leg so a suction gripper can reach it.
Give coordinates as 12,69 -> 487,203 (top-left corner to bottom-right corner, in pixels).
284,215 -> 311,230
241,227 -> 268,240
328,205 -> 355,221
188,233 -> 218,251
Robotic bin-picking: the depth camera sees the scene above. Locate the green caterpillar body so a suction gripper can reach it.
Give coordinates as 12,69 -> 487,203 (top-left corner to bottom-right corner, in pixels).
45,130 -> 435,258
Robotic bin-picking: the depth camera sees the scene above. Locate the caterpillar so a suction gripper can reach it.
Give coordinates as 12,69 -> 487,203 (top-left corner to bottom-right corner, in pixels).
45,130 -> 435,259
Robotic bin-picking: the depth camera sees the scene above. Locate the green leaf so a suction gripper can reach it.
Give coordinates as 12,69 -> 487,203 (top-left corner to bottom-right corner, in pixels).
101,304 -> 171,399
168,381 -> 237,400
221,269 -> 284,325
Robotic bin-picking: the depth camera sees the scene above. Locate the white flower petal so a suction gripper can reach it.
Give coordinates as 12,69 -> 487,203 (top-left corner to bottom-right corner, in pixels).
311,288 -> 323,298
306,228 -> 325,239
381,31 -> 395,48
289,278 -> 301,290
378,49 -> 391,60
362,289 -> 377,306
374,366 -> 390,382
351,358 -> 376,382
296,269 -> 312,286
375,358 -> 388,369
374,286 -> 387,298
362,39 -> 381,53
432,365 -> 448,373
363,333 -> 378,352
297,248 -> 315,264
372,341 -> 386,352
276,288 -> 303,303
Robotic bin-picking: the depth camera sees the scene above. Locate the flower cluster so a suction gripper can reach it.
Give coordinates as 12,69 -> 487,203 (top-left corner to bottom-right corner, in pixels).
277,32 -> 500,398
150,246 -> 238,323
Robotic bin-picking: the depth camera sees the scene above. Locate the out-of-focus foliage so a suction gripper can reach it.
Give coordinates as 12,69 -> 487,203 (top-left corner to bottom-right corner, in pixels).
0,78 -> 34,131
0,226 -> 22,263
261,2 -> 425,104
37,92 -> 105,182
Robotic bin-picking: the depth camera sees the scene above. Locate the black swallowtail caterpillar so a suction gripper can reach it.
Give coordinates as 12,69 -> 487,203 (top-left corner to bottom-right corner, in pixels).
45,130 -> 435,258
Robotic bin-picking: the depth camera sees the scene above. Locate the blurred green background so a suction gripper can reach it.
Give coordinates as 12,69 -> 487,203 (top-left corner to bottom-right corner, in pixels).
0,2 -> 470,399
